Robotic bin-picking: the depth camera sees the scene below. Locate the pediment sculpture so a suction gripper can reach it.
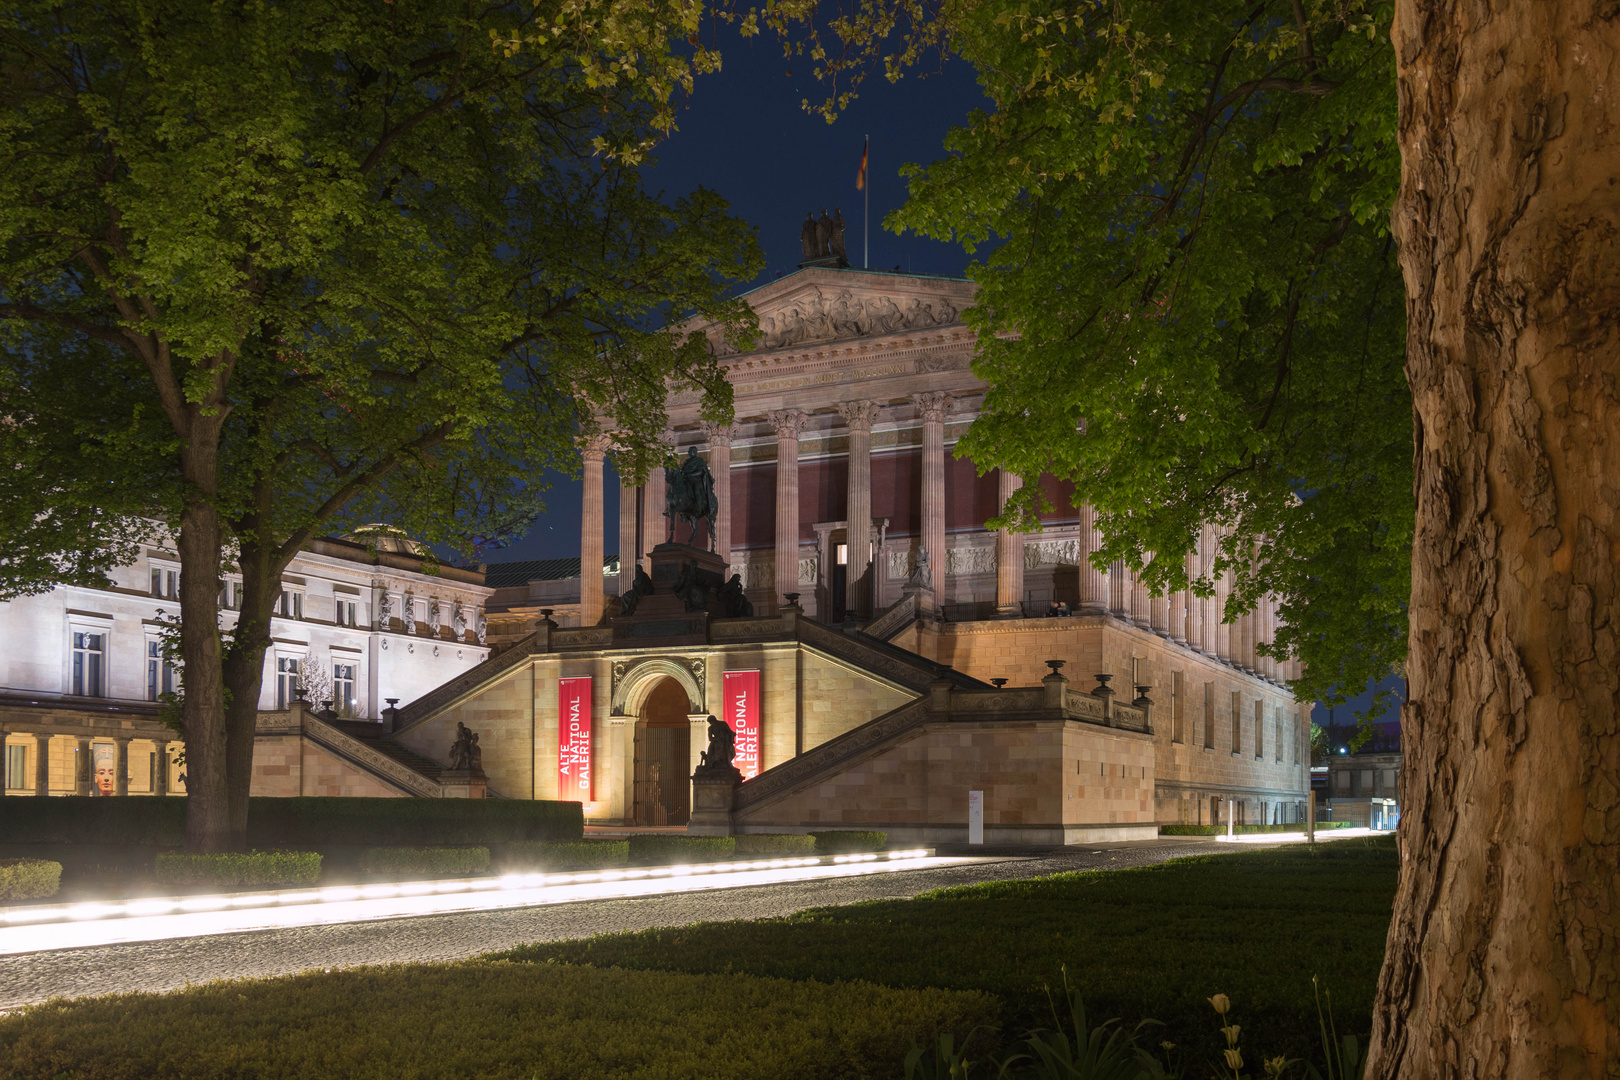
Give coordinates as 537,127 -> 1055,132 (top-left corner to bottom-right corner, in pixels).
705,287 -> 963,355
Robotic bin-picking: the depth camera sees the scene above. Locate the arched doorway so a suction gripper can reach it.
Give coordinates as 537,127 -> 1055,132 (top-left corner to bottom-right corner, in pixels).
633,677 -> 691,826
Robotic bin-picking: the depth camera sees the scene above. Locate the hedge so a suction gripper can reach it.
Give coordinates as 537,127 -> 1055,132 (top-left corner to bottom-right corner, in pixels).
0,961 -> 995,1080
0,797 -> 582,847
153,851 -> 322,888
627,834 -> 735,864
0,858 -> 62,900
734,834 -> 817,855
359,847 -> 489,878
810,830 -> 887,854
502,839 -> 629,871
1159,822 -> 1356,836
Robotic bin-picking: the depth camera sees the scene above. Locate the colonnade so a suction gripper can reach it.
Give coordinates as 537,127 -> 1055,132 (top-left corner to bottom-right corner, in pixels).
578,408 -> 1295,685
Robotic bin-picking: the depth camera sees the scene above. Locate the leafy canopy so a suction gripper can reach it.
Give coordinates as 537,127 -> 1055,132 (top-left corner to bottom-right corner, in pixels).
756,0 -> 1411,711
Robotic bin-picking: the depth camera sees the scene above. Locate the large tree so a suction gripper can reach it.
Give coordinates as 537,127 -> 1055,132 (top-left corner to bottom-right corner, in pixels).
0,0 -> 758,850
765,0 -> 1617,1069
1363,1 -> 1619,1074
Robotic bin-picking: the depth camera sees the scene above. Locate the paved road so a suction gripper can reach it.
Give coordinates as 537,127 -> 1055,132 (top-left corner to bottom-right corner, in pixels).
0,838 -> 1233,1010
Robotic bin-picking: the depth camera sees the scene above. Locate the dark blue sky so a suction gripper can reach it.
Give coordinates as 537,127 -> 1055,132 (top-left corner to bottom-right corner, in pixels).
478,41 -> 1403,728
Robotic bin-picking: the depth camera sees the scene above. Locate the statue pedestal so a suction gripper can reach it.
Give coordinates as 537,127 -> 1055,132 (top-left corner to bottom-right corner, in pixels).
613,542 -> 729,647
440,769 -> 487,799
687,766 -> 741,836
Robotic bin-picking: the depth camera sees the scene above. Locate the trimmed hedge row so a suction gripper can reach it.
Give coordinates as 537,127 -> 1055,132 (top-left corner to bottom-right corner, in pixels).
0,858 -> 62,900
0,960 -> 995,1080
0,797 -> 583,847
503,839 -> 629,871
1159,822 -> 1355,836
628,835 -> 735,863
734,834 -> 817,855
360,847 -> 489,878
154,851 -> 322,888
810,830 -> 887,854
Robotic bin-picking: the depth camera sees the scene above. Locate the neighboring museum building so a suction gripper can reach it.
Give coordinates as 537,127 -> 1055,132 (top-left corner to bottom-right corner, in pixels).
1,529 -> 491,798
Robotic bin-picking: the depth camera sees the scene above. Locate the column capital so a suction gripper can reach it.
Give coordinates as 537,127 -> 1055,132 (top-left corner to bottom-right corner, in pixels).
578,433 -> 614,458
767,408 -> 808,439
836,400 -> 882,432
912,391 -> 954,424
699,421 -> 737,447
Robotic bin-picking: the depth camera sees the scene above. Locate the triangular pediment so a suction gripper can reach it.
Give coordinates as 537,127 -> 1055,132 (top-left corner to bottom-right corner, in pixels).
684,267 -> 975,357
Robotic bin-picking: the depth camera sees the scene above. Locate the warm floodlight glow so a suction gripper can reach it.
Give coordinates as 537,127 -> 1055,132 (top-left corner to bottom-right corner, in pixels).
0,850 -> 952,957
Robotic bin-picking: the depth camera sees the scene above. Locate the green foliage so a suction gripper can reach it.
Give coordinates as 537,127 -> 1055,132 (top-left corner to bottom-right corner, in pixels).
901,0 -> 1410,716
628,834 -> 737,863
359,847 -> 490,879
153,851 -> 322,888
246,798 -> 584,848
0,961 -> 995,1080
0,0 -> 763,844
1000,972 -> 1171,1080
0,858 -> 62,900
499,840 -> 1398,1063
0,797 -> 580,847
1158,824 -> 1351,836
735,833 -> 819,855
758,0 -> 1411,715
812,830 -> 889,853
501,839 -> 630,871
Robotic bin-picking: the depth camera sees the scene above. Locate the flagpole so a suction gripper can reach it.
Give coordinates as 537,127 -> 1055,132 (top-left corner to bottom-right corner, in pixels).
863,135 -> 869,269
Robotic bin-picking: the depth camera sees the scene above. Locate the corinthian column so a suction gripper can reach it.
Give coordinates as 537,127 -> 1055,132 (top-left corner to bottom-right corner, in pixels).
995,470 -> 1026,617
1079,503 -> 1109,614
617,456 -> 639,596
768,409 -> 808,610
913,392 -> 953,600
645,443 -> 668,547
579,434 -> 612,625
837,401 -> 880,617
701,423 -> 736,566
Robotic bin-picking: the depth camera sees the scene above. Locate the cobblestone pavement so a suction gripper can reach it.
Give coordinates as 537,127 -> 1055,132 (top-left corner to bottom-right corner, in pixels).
0,838 -> 1237,1010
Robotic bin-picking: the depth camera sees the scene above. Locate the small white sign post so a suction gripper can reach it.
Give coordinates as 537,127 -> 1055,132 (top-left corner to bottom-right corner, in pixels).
968,789 -> 984,845
1226,797 -> 1235,840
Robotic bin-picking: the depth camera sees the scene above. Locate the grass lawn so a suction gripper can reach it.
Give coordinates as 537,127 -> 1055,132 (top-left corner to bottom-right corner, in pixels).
496,838 -> 1400,1068
0,838 -> 1397,1079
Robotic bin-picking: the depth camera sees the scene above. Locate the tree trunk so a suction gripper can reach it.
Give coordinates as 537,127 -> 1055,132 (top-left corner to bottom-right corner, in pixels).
1369,3 -> 1619,1077
222,536 -> 279,850
176,453 -> 229,854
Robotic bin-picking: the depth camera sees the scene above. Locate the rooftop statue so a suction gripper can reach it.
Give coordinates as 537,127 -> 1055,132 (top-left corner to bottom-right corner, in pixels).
829,209 -> 847,259
800,212 -> 819,260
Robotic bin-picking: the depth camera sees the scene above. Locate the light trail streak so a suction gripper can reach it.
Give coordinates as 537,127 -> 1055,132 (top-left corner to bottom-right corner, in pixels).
0,850 -> 957,956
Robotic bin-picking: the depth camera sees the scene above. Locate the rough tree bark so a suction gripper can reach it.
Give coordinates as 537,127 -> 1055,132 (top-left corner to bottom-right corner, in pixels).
1369,2 -> 1619,1077
176,435 -> 231,854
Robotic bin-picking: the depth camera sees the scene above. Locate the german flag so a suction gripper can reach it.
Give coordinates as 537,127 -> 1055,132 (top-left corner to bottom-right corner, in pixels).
856,137 -> 868,191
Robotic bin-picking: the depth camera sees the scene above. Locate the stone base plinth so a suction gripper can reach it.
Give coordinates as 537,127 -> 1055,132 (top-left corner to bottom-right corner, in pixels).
440,770 -> 487,798
687,768 -> 741,835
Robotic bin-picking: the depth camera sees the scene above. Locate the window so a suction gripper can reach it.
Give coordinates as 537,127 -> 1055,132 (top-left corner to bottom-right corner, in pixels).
1275,708 -> 1283,762
1231,692 -> 1243,754
1203,684 -> 1215,749
335,597 -> 359,627
72,631 -> 104,697
1255,699 -> 1265,759
146,640 -> 176,702
150,566 -> 178,599
1334,770 -> 1351,794
1171,671 -> 1184,743
219,581 -> 242,611
5,744 -> 26,790
275,656 -> 301,709
835,542 -> 848,566
278,590 -> 303,620
333,663 -> 357,717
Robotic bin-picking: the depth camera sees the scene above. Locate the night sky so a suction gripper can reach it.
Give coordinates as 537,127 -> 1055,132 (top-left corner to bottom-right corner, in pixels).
469,40 -> 1403,728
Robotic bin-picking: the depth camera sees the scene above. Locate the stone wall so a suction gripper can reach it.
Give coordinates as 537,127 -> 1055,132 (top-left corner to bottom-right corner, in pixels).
734,716 -> 1156,845
250,734 -> 406,798
395,666 -> 536,800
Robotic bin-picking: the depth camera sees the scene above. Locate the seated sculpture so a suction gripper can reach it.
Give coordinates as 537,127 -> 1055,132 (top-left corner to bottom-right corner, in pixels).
697,714 -> 737,773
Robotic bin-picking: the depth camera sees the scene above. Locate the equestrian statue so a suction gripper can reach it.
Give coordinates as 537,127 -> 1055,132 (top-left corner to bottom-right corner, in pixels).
665,446 -> 719,551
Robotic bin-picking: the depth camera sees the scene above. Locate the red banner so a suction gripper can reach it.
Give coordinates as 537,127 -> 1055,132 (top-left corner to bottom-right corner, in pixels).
558,676 -> 593,801
723,670 -> 761,779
